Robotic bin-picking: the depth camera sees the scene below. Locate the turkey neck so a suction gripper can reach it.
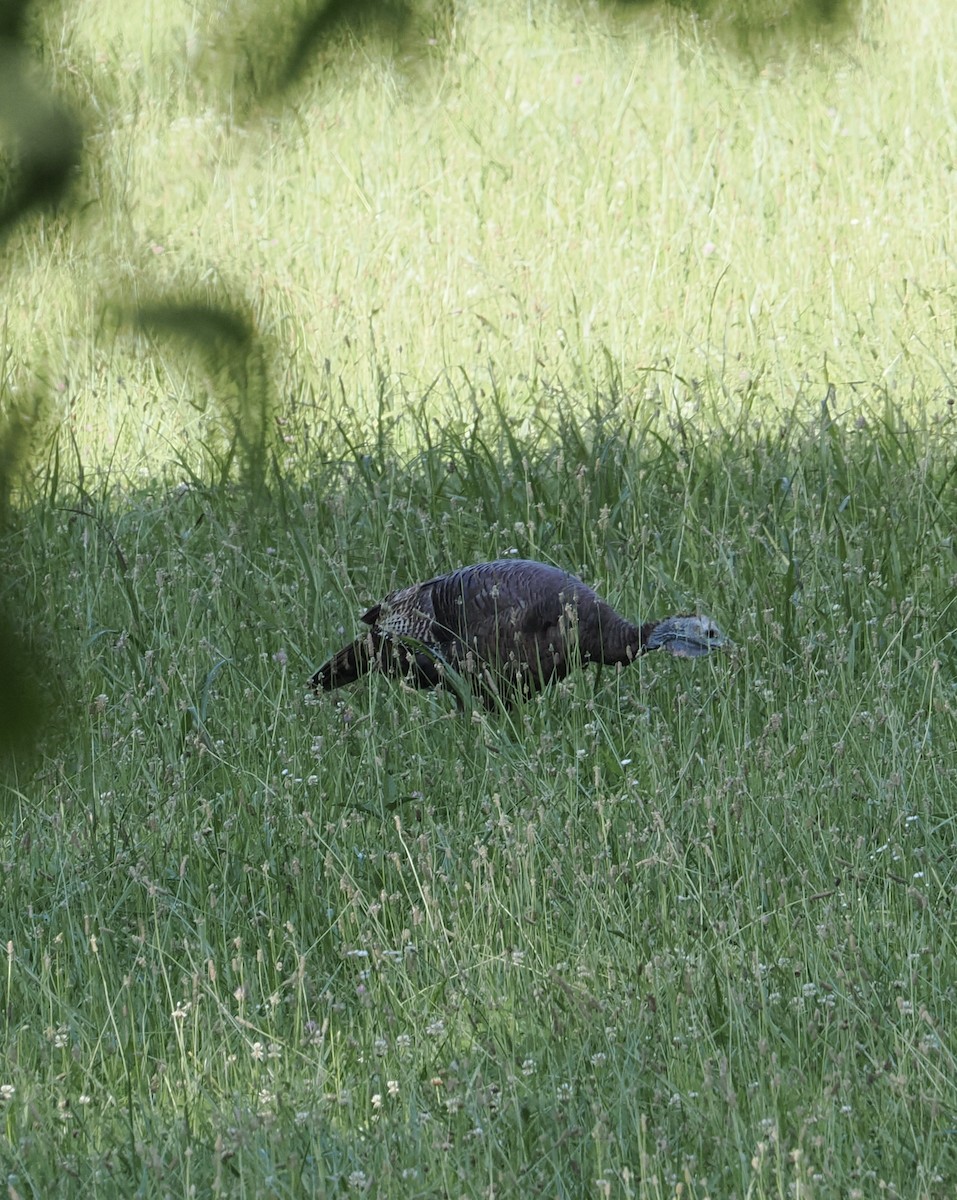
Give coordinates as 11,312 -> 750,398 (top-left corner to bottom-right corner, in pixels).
586,601 -> 656,666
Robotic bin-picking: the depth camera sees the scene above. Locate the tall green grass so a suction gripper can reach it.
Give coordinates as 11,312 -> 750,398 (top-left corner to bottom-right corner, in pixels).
2,389 -> 957,1196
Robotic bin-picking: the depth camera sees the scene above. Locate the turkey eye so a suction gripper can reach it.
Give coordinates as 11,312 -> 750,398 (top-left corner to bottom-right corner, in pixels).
707,628 -> 717,638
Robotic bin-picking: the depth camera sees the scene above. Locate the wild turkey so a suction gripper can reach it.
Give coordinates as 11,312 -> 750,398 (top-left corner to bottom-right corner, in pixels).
311,559 -> 727,709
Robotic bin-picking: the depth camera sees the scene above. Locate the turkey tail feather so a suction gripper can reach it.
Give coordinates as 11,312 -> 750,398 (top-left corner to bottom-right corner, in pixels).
310,635 -> 376,692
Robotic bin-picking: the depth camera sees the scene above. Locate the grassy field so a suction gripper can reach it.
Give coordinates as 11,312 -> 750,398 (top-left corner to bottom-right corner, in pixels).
2,0 -> 957,1196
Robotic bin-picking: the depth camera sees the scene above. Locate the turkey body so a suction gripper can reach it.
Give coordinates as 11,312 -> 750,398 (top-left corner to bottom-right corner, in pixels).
311,559 -> 727,709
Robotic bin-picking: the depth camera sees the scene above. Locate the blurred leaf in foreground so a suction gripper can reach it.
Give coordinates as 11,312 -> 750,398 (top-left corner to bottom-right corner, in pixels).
133,297 -> 275,494
0,41 -> 81,241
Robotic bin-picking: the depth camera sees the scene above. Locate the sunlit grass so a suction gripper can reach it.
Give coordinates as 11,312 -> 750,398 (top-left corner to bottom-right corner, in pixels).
5,0 -> 956,475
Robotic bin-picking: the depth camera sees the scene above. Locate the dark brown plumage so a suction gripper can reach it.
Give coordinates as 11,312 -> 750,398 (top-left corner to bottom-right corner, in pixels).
311,559 -> 727,709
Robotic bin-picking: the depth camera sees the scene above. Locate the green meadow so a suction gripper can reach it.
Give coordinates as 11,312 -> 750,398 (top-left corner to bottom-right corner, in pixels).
2,0 -> 957,1195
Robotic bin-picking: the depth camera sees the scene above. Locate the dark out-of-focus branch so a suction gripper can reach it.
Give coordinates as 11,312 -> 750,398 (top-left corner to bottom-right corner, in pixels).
132,296 -> 276,495
215,0 -> 861,111
0,41 -> 80,241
